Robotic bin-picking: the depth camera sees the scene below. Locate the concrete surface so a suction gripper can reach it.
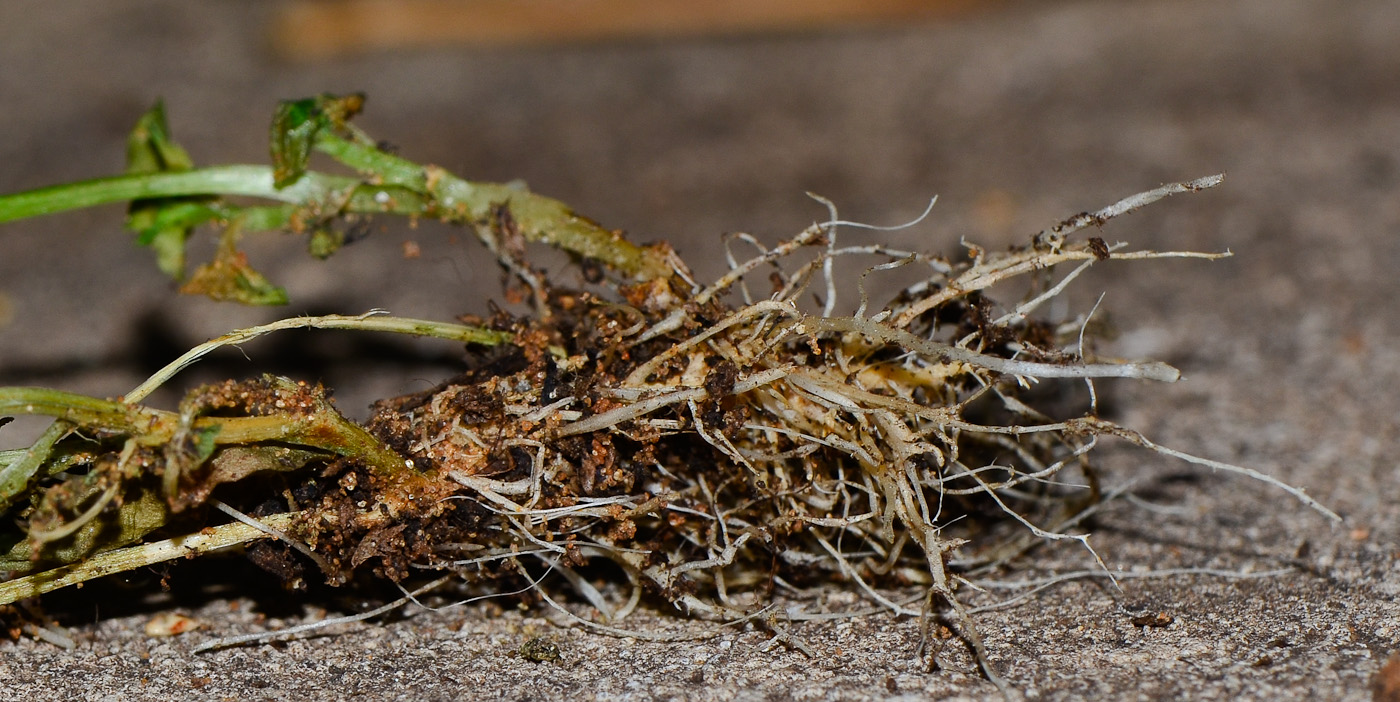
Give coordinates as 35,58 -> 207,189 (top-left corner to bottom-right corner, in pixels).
1,0 -> 1397,699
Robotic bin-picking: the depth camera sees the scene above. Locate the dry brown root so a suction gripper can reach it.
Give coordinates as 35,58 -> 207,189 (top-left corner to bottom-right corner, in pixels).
2,176 -> 1337,687
244,175 -> 1332,683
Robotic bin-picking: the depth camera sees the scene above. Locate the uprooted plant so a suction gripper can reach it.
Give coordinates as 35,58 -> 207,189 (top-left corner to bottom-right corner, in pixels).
0,94 -> 1337,685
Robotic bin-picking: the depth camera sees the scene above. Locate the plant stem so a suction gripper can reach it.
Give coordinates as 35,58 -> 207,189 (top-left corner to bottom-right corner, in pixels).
125,312 -> 512,403
316,132 -> 674,280
0,167 -> 315,221
0,151 -> 672,281
0,511 -> 303,604
0,388 -> 163,436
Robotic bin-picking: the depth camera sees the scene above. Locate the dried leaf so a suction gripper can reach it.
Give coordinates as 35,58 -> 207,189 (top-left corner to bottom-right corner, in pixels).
180,248 -> 288,306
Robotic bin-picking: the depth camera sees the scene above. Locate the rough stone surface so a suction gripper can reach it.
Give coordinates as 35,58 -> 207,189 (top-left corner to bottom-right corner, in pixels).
1,0 -> 1397,699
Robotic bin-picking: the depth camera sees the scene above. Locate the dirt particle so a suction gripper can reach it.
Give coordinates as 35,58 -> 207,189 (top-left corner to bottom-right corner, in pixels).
1130,612 -> 1174,628
144,612 -> 201,637
1088,236 -> 1111,260
519,637 -> 561,663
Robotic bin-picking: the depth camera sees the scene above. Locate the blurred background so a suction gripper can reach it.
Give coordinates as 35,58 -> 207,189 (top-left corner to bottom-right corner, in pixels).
1,0 -> 1397,427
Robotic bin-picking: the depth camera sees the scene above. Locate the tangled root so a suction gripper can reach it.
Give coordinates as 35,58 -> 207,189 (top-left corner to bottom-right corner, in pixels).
1,175 -> 1336,684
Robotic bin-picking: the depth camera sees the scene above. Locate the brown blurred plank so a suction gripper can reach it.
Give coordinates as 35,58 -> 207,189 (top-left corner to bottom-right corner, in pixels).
272,0 -> 993,59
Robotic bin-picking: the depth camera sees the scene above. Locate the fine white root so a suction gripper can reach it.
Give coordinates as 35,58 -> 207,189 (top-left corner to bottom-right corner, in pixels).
124,311 -> 507,403
212,500 -> 330,573
194,575 -> 455,653
2,174 -> 1338,692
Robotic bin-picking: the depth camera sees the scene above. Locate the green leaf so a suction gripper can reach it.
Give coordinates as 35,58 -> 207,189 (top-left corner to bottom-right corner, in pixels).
271,93 -> 366,189
129,201 -> 220,246
190,423 -> 221,465
270,98 -> 319,189
125,101 -> 193,175
127,201 -> 223,278
124,101 -> 213,280
307,226 -> 345,259
0,485 -> 172,572
146,228 -> 193,279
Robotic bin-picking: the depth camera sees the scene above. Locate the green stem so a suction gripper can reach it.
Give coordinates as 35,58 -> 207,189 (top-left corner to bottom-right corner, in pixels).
0,421 -> 71,513
0,166 -> 297,221
0,388 -> 164,436
0,389 -> 167,515
0,387 -> 404,471
314,132 -> 429,190
0,382 -> 412,513
0,140 -> 674,282
0,166 -> 429,224
0,511 -> 303,603
207,413 -> 405,477
317,133 -> 674,280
